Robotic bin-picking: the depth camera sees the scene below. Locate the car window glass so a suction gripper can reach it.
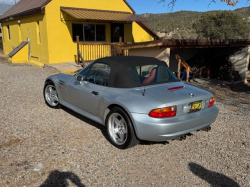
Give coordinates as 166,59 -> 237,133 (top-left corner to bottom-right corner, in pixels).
129,64 -> 178,85
86,63 -> 111,86
78,65 -> 91,80
128,67 -> 141,85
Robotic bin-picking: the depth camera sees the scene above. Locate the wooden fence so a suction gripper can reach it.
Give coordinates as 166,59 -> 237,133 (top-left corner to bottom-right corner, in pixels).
76,36 -> 129,64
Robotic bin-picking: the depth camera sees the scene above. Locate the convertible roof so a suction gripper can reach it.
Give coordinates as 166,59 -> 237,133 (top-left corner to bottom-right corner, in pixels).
94,56 -> 166,88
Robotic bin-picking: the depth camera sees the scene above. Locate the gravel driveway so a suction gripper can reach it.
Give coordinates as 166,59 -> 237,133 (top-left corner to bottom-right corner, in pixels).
0,59 -> 249,187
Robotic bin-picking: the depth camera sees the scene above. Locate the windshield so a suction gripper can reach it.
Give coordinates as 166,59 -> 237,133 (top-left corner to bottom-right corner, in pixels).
128,64 -> 179,86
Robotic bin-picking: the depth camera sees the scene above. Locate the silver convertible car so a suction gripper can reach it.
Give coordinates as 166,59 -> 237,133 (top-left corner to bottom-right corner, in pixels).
43,56 -> 219,149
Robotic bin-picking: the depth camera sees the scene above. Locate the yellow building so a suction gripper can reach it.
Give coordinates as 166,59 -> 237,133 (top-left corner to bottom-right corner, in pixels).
0,0 -> 158,66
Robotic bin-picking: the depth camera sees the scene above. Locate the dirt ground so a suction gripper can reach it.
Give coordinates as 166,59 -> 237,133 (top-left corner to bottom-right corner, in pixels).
0,54 -> 249,187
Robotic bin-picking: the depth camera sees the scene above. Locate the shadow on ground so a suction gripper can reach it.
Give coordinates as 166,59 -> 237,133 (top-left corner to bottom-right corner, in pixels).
193,78 -> 250,94
61,106 -> 121,147
62,106 -> 172,147
225,82 -> 250,93
189,163 -> 239,187
62,106 -> 106,134
40,170 -> 85,187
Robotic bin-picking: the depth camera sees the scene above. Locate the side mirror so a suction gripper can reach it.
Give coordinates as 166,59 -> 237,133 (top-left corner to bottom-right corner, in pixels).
75,75 -> 84,85
76,75 -> 83,81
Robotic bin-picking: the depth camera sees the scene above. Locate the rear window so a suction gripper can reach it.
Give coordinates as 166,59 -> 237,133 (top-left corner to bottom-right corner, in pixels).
128,64 -> 178,85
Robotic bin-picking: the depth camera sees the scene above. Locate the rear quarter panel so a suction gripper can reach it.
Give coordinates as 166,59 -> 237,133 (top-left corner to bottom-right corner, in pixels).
99,87 -> 167,122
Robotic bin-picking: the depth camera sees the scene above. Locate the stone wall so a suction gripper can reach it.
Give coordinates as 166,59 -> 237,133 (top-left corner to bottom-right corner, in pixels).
229,46 -> 250,83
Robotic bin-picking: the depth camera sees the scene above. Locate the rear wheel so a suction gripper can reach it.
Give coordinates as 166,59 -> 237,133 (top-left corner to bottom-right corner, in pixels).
106,107 -> 140,149
44,82 -> 60,109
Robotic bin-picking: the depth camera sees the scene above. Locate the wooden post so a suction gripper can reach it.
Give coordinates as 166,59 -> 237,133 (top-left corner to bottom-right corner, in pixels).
178,60 -> 181,80
186,66 -> 190,82
76,36 -> 80,64
119,37 -> 123,56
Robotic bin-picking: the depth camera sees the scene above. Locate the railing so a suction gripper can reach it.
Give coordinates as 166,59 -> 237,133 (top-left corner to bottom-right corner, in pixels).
76,36 -> 129,65
176,54 -> 192,82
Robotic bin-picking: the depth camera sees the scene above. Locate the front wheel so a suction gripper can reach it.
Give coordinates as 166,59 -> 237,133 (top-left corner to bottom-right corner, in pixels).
106,107 -> 140,149
43,82 -> 61,109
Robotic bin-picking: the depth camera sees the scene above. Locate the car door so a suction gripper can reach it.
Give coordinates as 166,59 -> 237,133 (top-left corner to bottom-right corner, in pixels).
67,62 -> 111,116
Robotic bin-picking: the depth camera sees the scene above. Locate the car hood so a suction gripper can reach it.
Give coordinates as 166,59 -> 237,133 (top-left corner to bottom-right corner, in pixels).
144,82 -> 212,106
61,69 -> 81,76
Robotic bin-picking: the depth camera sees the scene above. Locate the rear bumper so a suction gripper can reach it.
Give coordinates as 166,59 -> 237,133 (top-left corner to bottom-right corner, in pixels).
131,106 -> 219,142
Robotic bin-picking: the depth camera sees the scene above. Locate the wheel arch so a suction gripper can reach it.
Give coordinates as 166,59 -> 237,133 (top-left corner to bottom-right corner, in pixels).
45,79 -> 55,85
44,79 -> 56,92
104,104 -> 140,140
43,78 -> 61,109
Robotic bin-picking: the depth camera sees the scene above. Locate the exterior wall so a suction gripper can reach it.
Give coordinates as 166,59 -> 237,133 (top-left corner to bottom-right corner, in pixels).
1,14 -> 49,64
129,47 -> 170,66
124,24 -> 133,42
2,0 -> 155,65
132,22 -> 154,43
44,0 -> 154,63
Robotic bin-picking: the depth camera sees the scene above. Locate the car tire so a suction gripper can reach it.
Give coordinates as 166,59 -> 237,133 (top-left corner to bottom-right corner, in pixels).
43,81 -> 61,109
106,107 -> 140,149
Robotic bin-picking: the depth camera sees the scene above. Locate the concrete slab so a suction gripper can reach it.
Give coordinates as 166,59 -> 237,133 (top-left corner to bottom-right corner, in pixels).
44,62 -> 82,72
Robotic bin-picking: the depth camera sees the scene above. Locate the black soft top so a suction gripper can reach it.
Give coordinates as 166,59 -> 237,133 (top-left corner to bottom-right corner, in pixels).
94,56 -> 166,88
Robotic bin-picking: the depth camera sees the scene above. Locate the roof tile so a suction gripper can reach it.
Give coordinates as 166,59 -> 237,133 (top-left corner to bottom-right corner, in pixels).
61,7 -> 143,22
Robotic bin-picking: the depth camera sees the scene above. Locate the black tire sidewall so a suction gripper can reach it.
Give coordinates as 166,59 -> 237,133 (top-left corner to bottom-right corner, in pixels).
43,82 -> 60,109
106,107 -> 139,149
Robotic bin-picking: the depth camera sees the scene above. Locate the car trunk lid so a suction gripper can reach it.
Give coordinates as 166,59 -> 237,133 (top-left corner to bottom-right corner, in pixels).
144,82 -> 212,116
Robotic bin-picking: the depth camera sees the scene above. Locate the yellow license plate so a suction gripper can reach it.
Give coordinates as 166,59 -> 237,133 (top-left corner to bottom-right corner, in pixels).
190,101 -> 202,112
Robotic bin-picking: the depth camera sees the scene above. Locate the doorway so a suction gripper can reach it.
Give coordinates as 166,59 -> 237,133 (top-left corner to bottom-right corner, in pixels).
111,24 -> 124,42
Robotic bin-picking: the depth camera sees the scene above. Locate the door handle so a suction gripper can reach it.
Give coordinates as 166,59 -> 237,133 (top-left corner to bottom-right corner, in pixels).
92,91 -> 99,96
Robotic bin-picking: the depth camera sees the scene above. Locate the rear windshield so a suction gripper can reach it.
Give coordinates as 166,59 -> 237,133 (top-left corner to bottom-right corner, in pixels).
128,64 -> 179,86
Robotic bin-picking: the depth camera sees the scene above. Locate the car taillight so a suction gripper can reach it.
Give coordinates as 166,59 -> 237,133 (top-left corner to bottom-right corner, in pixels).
149,106 -> 177,118
208,97 -> 215,107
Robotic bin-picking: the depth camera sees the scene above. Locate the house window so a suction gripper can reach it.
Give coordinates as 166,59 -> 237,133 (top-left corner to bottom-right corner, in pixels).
36,21 -> 41,44
7,25 -> 11,40
84,24 -> 95,41
72,24 -> 106,42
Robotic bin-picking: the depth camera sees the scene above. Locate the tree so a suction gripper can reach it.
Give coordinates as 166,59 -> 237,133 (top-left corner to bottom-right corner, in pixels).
158,0 -> 250,9
193,11 -> 250,39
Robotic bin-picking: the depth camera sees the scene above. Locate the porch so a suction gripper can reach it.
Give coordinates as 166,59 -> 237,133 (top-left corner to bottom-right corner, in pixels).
76,36 -> 129,65
60,6 -> 157,64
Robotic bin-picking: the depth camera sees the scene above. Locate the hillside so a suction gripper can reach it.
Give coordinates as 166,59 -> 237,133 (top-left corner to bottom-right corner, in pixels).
141,7 -> 250,39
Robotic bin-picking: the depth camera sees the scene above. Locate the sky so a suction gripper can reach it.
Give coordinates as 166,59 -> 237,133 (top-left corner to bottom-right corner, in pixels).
0,0 -> 17,4
127,0 -> 250,14
0,0 -> 249,13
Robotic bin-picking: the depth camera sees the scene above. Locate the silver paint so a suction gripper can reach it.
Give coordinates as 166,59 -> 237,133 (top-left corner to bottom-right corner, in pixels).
44,69 -> 219,142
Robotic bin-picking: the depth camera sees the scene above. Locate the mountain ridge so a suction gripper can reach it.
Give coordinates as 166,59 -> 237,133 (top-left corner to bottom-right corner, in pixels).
140,7 -> 250,39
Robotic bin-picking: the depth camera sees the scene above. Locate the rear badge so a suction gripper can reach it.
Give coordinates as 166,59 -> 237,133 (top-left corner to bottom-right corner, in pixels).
189,93 -> 194,97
